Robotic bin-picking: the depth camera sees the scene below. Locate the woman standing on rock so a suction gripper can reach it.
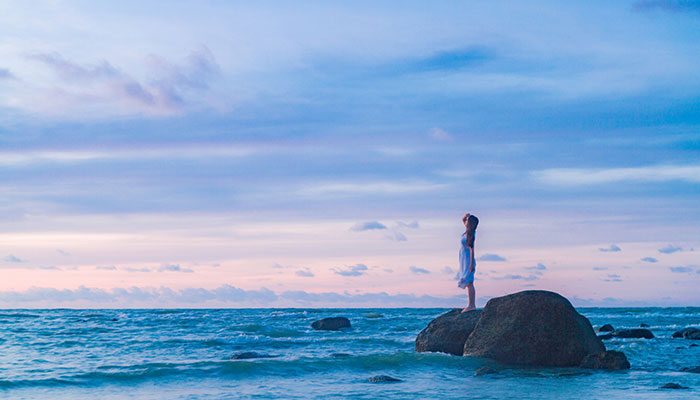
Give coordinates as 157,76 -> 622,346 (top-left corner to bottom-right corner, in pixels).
457,213 -> 478,312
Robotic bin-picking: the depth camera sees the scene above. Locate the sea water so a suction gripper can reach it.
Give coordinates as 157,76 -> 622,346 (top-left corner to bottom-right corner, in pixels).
0,308 -> 698,399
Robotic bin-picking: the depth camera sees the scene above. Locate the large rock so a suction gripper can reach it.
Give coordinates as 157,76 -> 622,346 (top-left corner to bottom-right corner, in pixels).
612,328 -> 654,339
310,317 -> 351,331
597,324 -> 614,332
580,350 -> 630,370
462,290 -> 604,367
415,309 -> 482,355
672,327 -> 700,338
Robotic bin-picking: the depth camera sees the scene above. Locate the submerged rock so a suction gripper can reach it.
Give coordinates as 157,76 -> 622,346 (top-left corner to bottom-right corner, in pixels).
580,350 -> 630,370
672,327 -> 700,338
363,312 -> 384,319
474,366 -> 499,376
640,323 -> 649,327
597,333 -> 614,340
612,328 -> 654,339
229,351 -> 278,360
415,309 -> 482,356
597,324 -> 614,332
311,317 -> 351,331
462,290 -> 604,367
367,375 -> 401,383
681,366 -> 700,373
660,383 -> 689,389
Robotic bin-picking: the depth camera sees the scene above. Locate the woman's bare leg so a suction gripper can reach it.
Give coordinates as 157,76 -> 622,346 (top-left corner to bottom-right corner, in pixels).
461,282 -> 476,312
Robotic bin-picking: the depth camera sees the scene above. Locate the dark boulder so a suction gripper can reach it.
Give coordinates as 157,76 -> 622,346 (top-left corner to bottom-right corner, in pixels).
640,323 -> 649,327
580,350 -> 630,370
597,324 -> 614,332
229,351 -> 278,360
368,375 -> 401,383
613,328 -> 654,339
672,327 -> 700,338
598,333 -> 614,340
462,290 -> 604,367
311,317 -> 351,331
660,383 -> 689,389
681,366 -> 700,373
415,309 -> 482,355
686,330 -> 700,340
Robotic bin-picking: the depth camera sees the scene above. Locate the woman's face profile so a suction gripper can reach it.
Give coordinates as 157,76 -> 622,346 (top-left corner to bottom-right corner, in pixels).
463,213 -> 471,228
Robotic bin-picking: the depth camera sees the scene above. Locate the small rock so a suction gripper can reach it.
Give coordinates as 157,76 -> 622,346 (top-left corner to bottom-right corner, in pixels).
597,324 -> 615,332
613,328 -> 654,339
311,317 -> 351,331
686,330 -> 700,340
474,366 -> 499,376
229,352 -> 277,360
580,350 -> 631,370
681,366 -> 700,373
363,312 -> 384,319
690,344 -> 699,347
640,323 -> 649,327
598,333 -> 614,340
672,327 -> 700,338
331,353 -> 351,358
660,383 -> 689,389
368,375 -> 401,383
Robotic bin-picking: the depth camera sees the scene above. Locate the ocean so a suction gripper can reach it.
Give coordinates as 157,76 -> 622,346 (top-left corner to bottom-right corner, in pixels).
0,308 -> 698,399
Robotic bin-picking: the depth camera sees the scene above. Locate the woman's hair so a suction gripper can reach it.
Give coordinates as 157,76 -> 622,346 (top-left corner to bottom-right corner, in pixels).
463,214 -> 479,248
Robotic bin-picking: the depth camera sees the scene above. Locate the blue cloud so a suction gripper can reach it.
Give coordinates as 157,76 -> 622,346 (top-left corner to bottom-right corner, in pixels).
492,274 -> 538,281
0,68 -> 15,80
350,221 -> 387,231
3,255 -> 24,263
295,268 -> 314,277
641,257 -> 658,263
669,266 -> 694,273
441,266 -> 455,275
592,267 -> 608,270
659,244 -> 683,254
525,263 -> 547,271
599,244 -> 622,252
332,264 -> 369,277
157,264 -> 193,273
96,265 -> 117,271
605,273 -> 623,282
478,253 -> 506,262
409,266 -> 430,274
395,220 -> 419,228
386,230 -> 407,241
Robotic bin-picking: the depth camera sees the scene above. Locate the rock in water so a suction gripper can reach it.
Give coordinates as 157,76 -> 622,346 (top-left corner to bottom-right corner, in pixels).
613,328 -> 654,339
672,327 -> 700,338
681,366 -> 700,373
580,350 -> 630,370
474,366 -> 499,376
462,290 -> 604,367
640,323 -> 649,327
311,317 -> 351,331
415,309 -> 482,356
597,324 -> 614,332
367,375 -> 401,383
229,352 -> 277,360
660,383 -> 689,389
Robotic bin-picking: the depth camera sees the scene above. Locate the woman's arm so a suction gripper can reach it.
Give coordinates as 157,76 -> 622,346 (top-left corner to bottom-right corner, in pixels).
469,246 -> 475,272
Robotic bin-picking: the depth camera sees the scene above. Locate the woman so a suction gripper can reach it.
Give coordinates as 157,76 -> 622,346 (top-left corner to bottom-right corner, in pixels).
456,213 -> 479,312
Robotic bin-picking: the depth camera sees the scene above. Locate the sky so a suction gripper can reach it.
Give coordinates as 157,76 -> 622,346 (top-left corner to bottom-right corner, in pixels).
0,0 -> 699,308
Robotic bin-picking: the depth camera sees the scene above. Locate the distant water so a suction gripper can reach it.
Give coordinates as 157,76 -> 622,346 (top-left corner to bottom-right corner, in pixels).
0,308 -> 698,399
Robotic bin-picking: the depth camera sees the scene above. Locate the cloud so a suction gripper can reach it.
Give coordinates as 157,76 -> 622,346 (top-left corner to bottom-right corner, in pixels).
524,263 -> 547,271
295,268 -> 314,277
395,220 -> 419,229
332,263 -> 369,277
604,273 -> 623,282
26,47 -> 220,115
0,285 -> 470,307
409,266 -> 431,274
492,274 -> 538,281
641,257 -> 658,263
533,164 -> 700,185
441,266 -> 455,275
669,266 -> 695,273
3,255 -> 25,263
429,127 -> 452,141
38,265 -> 61,270
96,265 -> 117,271
157,264 -> 194,273
56,249 -> 71,256
599,244 -> 622,252
592,266 -> 608,270
386,230 -> 407,241
124,267 -> 151,273
478,253 -> 506,262
659,244 -> 683,254
0,68 -> 15,80
350,221 -> 387,231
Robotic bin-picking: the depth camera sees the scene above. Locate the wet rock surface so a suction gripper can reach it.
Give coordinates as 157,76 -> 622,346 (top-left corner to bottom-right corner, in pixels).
311,317 -> 351,331
580,350 -> 630,370
415,309 -> 482,355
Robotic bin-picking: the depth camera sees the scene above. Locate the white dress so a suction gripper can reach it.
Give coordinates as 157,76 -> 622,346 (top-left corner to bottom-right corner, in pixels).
456,233 -> 475,288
